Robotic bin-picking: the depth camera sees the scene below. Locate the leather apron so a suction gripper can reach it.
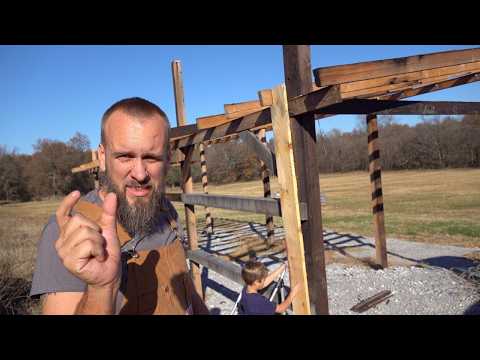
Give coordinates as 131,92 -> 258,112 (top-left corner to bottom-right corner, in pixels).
73,199 -> 198,315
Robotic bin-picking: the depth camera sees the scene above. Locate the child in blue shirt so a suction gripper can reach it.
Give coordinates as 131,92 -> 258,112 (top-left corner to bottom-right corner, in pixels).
237,260 -> 300,315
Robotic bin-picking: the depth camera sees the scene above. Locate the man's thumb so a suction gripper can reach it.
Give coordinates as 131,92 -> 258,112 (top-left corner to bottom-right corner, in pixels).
100,192 -> 118,240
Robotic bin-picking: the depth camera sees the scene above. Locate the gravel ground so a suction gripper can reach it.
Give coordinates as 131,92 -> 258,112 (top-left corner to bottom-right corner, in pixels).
202,263 -> 480,315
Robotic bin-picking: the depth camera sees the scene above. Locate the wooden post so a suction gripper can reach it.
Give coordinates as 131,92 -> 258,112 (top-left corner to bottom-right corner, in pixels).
283,45 -> 329,315
172,60 -> 203,298
255,129 -> 274,246
199,142 -> 213,234
91,150 -> 99,190
271,84 -> 310,315
366,114 -> 388,268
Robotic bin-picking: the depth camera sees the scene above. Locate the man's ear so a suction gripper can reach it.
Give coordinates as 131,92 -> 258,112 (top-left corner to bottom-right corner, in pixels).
98,143 -> 106,172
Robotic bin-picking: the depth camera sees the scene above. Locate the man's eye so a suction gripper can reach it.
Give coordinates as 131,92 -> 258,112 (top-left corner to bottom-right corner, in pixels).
117,156 -> 131,161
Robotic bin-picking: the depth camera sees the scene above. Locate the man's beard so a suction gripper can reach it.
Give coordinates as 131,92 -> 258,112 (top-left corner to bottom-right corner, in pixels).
98,170 -> 164,237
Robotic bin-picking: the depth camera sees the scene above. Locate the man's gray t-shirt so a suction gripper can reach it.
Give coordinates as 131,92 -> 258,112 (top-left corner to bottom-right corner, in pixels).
30,190 -> 186,297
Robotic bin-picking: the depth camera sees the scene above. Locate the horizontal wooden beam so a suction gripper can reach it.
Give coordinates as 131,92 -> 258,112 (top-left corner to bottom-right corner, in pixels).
196,114 -> 229,130
181,193 -> 308,220
224,100 -> 262,114
314,47 -> 480,86
287,84 -> 343,116
339,61 -> 480,96
226,106 -> 269,120
171,123 -> 198,140
258,89 -> 273,106
316,99 -> 480,116
172,85 -> 343,150
71,160 -> 99,173
165,192 -> 183,202
379,72 -> 480,100
186,249 -> 244,285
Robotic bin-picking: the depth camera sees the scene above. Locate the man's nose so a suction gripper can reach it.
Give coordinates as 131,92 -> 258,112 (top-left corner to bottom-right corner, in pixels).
131,158 -> 148,182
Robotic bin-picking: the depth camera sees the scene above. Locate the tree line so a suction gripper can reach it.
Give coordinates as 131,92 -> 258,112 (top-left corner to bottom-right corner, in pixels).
1,115 -> 479,202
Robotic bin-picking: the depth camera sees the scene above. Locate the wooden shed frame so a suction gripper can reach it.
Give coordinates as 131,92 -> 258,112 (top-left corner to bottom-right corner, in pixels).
73,45 -> 480,315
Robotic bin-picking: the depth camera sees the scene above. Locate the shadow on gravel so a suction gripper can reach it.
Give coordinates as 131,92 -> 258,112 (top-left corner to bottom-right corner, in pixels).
421,256 -> 478,271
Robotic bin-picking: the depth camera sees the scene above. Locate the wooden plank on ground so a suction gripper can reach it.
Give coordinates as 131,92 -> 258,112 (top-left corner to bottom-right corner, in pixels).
350,290 -> 393,313
270,82 -> 311,315
313,47 -> 480,86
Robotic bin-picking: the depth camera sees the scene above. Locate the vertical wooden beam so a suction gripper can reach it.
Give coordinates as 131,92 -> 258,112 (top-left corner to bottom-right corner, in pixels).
255,129 -> 274,246
91,150 -> 99,190
283,45 -> 329,315
172,60 -> 203,297
271,84 -> 310,315
199,142 -> 213,234
366,114 -> 388,268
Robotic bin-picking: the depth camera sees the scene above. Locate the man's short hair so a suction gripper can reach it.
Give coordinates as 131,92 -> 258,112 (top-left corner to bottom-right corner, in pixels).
101,97 -> 170,145
241,260 -> 269,285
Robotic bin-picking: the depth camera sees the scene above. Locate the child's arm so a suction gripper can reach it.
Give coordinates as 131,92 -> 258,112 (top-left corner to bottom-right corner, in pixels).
275,284 -> 300,314
261,263 -> 287,289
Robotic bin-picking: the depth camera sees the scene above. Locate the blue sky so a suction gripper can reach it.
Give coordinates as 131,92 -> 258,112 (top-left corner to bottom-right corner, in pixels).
1,45 -> 479,154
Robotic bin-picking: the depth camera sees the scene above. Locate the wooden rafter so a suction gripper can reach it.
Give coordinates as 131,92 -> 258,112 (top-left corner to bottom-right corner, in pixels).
313,47 -> 480,86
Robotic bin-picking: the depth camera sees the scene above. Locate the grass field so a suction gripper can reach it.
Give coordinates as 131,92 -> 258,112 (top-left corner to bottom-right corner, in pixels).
175,168 -> 480,248
0,169 -> 479,313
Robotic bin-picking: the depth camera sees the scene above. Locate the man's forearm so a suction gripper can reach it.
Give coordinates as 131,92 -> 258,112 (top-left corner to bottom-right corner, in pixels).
75,284 -> 119,315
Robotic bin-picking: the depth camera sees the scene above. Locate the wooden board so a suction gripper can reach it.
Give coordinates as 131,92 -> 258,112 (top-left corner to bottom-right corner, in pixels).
186,249 -> 244,285
181,193 -> 308,220
258,89 -> 273,106
316,99 -> 480,116
314,47 -> 480,86
172,60 -> 202,298
71,160 -> 99,173
224,100 -> 262,114
199,142 -> 213,233
172,85 -> 343,151
165,192 -> 183,202
339,61 -> 480,95
283,45 -> 329,315
366,114 -> 388,268
171,124 -> 198,141
196,114 -> 229,130
270,83 -> 311,315
257,128 -> 274,245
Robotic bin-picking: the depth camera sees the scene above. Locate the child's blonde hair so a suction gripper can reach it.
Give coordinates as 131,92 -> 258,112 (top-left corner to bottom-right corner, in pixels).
241,260 -> 268,285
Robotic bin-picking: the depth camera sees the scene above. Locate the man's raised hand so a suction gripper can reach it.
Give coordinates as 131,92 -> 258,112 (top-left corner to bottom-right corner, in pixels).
55,191 -> 121,289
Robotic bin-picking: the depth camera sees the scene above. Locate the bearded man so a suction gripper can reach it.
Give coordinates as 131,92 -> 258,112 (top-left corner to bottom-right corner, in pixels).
30,97 -> 209,315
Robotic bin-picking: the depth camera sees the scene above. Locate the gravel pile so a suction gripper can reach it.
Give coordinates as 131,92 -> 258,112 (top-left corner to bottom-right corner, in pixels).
203,264 -> 480,315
